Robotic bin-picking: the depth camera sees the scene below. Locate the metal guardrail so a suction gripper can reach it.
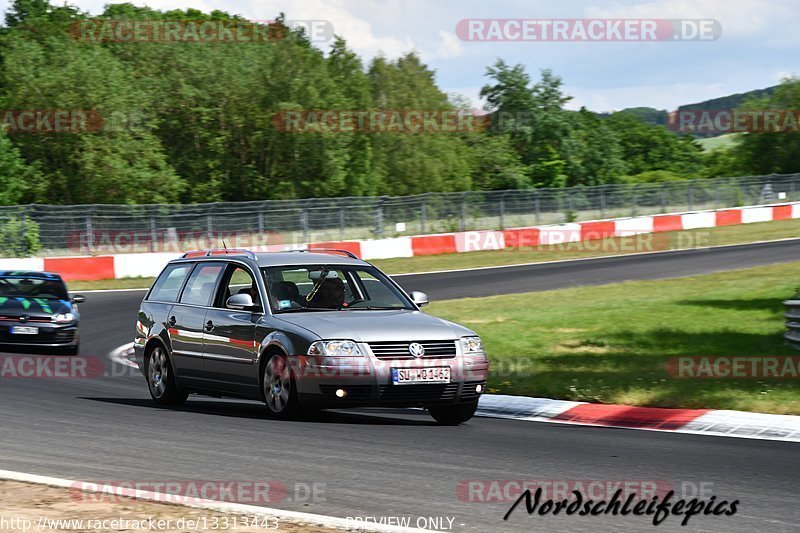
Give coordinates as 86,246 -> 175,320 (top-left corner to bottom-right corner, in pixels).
784,299 -> 800,348
0,173 -> 798,257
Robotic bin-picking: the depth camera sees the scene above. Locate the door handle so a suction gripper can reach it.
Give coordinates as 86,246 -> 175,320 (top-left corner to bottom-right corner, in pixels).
205,320 -> 214,332
168,316 -> 176,327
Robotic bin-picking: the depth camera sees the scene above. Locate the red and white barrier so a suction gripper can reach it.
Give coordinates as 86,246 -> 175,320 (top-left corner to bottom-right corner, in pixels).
4,201 -> 800,282
477,394 -> 800,442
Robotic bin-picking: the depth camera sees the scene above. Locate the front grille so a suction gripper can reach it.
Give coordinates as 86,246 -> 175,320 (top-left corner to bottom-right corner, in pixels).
0,315 -> 52,323
378,383 -> 459,404
368,340 -> 457,360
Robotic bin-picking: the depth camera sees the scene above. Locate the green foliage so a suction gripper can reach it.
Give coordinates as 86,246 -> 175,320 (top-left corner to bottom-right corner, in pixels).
0,0 -> 796,205
0,216 -> 40,256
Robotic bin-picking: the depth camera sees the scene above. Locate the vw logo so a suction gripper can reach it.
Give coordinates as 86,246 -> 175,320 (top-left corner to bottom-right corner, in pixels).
408,342 -> 425,358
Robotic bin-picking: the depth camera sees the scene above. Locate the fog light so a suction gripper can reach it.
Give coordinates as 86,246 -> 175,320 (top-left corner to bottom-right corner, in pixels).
335,388 -> 347,398
475,384 -> 483,393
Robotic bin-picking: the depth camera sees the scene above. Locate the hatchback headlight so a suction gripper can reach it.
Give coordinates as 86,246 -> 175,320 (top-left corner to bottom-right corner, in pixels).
308,340 -> 363,357
461,336 -> 484,354
53,313 -> 75,324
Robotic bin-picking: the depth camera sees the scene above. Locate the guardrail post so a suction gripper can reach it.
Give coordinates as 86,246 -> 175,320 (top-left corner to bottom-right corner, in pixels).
688,184 -> 694,211
19,208 -> 27,256
460,192 -> 467,232
600,190 -> 606,219
499,194 -> 505,229
534,192 -> 541,225
258,210 -> 264,234
420,196 -> 427,233
85,215 -> 95,255
301,208 -> 309,243
339,208 -> 345,240
631,186 -> 637,217
661,184 -> 667,212
374,197 -> 385,237
206,214 -> 214,241
150,216 -> 158,253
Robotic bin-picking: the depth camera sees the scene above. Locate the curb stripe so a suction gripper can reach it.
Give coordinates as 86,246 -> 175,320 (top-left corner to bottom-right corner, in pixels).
551,404 -> 710,430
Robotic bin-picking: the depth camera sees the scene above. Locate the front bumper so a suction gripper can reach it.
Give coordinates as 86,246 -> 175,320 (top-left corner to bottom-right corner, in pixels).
293,343 -> 490,408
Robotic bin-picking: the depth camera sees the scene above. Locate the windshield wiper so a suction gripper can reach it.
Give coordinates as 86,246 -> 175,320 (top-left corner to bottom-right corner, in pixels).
274,307 -> 336,314
345,306 -> 404,310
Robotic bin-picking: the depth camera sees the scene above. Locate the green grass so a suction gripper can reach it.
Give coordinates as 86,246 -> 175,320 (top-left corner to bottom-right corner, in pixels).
696,133 -> 741,152
427,261 -> 800,414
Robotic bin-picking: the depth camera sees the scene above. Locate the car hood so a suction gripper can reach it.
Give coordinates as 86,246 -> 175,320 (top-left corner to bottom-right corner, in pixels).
274,309 -> 475,342
0,297 -> 71,316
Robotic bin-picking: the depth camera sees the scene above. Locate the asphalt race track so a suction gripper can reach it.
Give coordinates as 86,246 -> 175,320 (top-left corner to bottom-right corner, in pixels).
2,240 -> 800,532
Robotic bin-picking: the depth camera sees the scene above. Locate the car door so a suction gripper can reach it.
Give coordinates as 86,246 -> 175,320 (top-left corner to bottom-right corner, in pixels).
168,262 -> 225,384
201,262 -> 261,395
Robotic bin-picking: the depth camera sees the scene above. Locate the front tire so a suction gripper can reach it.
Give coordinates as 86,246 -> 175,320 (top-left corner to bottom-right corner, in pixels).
427,400 -> 479,425
263,353 -> 300,419
146,345 -> 188,406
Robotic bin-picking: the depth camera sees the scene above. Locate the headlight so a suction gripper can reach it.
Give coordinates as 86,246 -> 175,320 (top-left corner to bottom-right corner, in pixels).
461,336 -> 484,353
53,313 -> 75,324
308,340 -> 363,357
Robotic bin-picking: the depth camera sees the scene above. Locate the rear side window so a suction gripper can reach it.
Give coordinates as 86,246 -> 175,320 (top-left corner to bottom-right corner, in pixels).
147,264 -> 192,303
180,263 -> 225,307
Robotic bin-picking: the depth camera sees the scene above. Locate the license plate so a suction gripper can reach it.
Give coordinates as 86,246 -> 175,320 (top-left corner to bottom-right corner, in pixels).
392,367 -> 450,384
10,326 -> 38,335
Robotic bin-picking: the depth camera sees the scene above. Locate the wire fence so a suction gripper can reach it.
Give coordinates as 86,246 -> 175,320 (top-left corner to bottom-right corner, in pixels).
0,173 -> 798,257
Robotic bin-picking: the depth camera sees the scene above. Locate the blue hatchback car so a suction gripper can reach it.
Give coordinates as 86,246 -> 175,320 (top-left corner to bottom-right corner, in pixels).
0,271 -> 85,354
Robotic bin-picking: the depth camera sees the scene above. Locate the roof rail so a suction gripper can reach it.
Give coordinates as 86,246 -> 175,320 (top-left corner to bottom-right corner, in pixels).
286,248 -> 360,260
181,249 -> 258,260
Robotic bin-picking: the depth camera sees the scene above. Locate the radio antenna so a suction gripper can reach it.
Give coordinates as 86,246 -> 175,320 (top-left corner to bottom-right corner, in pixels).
216,222 -> 228,251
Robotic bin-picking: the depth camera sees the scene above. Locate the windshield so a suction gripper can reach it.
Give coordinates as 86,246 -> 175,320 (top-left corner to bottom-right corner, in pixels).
262,265 -> 413,313
0,276 -> 69,300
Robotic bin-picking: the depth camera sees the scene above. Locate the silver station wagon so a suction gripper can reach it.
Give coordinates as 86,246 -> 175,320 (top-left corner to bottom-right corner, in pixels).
134,249 -> 489,424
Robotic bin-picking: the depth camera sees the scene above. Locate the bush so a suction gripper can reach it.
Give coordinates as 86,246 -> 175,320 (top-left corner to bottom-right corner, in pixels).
0,216 -> 41,257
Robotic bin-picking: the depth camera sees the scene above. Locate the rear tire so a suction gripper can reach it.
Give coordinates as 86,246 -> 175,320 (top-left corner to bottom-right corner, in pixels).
263,353 -> 300,419
427,400 -> 479,425
145,344 -> 188,406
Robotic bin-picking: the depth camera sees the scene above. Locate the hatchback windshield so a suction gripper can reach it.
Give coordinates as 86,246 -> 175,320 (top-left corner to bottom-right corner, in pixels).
0,276 -> 68,300
262,265 -> 413,313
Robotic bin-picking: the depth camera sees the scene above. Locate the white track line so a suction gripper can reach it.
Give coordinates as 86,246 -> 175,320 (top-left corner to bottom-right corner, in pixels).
0,469 -> 435,533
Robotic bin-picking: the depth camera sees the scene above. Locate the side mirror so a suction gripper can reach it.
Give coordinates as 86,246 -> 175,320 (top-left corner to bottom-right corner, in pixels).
410,290 -> 429,307
71,295 -> 86,304
226,293 -> 256,310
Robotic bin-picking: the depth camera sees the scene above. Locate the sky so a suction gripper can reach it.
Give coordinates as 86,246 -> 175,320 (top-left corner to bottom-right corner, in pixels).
3,0 -> 798,112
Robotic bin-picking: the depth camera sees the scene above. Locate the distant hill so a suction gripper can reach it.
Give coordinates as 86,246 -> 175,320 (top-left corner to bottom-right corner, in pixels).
603,85 -> 780,136
678,86 -> 777,112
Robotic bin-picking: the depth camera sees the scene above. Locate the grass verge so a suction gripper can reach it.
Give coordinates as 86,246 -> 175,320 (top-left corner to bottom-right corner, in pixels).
427,261 -> 800,414
67,218 -> 800,290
